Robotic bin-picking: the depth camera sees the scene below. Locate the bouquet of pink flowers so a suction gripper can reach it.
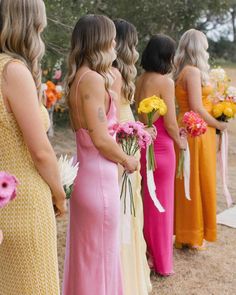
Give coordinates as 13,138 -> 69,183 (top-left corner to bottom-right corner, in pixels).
177,111 -> 207,179
0,172 -> 19,244
114,121 -> 152,215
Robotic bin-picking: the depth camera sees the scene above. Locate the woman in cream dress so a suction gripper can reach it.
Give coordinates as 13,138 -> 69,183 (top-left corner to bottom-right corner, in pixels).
112,19 -> 152,295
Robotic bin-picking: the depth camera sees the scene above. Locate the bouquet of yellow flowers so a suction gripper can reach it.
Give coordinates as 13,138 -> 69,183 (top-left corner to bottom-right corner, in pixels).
210,68 -> 236,133
209,67 -> 234,208
212,100 -> 236,122
138,95 -> 167,171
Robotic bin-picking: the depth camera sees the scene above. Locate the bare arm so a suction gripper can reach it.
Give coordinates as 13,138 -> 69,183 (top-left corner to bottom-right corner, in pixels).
3,62 -> 66,215
185,67 -> 227,131
111,67 -> 122,121
80,72 -> 137,172
161,78 -> 186,148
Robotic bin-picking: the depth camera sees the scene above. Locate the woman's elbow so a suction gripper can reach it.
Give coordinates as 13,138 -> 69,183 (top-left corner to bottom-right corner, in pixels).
30,146 -> 52,163
191,104 -> 204,114
92,136 -> 109,151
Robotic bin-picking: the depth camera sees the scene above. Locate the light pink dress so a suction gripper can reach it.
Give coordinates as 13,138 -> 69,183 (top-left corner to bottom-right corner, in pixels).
63,73 -> 123,295
140,117 -> 175,275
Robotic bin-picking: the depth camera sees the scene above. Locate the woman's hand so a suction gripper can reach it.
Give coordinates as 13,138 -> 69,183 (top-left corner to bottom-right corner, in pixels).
144,125 -> 157,140
217,121 -> 228,132
178,137 -> 187,150
52,190 -> 67,217
178,127 -> 188,150
122,156 -> 138,173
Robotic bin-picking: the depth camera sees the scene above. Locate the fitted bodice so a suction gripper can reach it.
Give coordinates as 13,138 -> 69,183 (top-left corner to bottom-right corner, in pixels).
75,93 -> 117,163
175,67 -> 213,119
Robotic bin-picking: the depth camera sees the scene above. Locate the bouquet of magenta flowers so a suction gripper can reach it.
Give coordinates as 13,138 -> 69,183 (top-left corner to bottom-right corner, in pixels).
177,111 -> 207,200
114,121 -> 152,215
0,171 -> 19,244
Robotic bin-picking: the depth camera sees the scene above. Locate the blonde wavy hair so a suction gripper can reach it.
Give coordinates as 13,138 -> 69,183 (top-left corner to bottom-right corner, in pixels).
113,19 -> 139,103
173,29 -> 210,85
0,0 -> 47,98
65,14 -> 116,100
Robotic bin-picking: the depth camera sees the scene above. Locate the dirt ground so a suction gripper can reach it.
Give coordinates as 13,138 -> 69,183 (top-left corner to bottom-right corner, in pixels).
52,69 -> 236,295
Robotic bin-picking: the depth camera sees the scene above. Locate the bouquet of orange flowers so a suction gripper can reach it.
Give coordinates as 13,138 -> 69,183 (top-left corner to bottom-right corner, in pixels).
43,81 -> 63,109
138,95 -> 167,171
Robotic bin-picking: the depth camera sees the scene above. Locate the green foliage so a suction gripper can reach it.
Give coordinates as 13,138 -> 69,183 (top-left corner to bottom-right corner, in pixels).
43,0 -> 235,70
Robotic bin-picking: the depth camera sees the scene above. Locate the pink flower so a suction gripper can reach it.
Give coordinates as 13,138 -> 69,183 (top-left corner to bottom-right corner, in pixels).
182,111 -> 207,137
0,172 -> 19,209
53,69 -> 62,80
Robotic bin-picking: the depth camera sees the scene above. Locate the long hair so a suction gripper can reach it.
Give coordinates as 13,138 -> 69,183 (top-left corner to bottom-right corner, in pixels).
0,0 -> 47,98
65,14 -> 116,100
113,19 -> 139,103
173,29 -> 210,85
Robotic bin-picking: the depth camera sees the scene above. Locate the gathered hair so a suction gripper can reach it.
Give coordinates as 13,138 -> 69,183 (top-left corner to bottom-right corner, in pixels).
65,14 -> 116,100
0,0 -> 47,98
173,29 -> 210,85
141,34 -> 176,75
112,19 -> 139,103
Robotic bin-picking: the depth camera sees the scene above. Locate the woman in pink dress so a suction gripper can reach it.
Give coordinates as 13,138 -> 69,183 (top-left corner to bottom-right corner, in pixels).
135,35 -> 186,275
62,15 -> 138,295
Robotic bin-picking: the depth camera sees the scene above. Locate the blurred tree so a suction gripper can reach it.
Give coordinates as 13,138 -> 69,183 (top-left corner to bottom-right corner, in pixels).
43,0 -> 234,68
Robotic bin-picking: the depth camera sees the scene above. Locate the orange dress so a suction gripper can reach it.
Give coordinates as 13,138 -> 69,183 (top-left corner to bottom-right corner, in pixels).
174,67 -> 217,246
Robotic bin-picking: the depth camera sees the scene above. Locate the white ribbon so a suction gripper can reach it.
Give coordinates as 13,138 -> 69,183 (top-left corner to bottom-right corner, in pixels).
218,130 -> 233,208
120,173 -> 132,245
146,149 -> 165,212
183,143 -> 191,201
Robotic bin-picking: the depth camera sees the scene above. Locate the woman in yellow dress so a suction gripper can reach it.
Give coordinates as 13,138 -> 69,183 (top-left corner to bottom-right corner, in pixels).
112,19 -> 152,295
173,29 -> 227,249
0,1 -> 66,294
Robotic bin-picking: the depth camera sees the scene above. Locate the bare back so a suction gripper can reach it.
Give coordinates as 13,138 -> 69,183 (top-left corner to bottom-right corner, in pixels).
69,67 -> 111,131
135,72 -> 166,124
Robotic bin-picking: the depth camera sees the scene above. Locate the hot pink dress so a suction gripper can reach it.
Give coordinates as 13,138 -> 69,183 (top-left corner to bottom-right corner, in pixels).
140,117 -> 175,275
63,82 -> 123,295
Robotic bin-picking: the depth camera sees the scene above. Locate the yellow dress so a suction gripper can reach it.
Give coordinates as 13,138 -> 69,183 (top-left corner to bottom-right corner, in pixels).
119,98 -> 152,295
174,66 -> 217,246
0,54 -> 60,294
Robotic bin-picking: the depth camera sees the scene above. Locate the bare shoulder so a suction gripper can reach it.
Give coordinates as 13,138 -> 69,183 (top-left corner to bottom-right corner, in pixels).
111,67 -> 122,81
79,69 -> 104,85
161,76 -> 174,88
4,61 -> 32,83
111,67 -> 122,92
184,65 -> 201,77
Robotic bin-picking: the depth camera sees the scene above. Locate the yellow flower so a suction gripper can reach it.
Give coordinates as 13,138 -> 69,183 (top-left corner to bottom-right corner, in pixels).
231,103 -> 236,115
212,104 -> 224,118
223,107 -> 234,118
159,105 -> 167,115
138,95 -> 167,115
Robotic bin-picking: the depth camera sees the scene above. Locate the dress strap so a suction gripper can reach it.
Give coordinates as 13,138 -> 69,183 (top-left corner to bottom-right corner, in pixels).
71,70 -> 92,131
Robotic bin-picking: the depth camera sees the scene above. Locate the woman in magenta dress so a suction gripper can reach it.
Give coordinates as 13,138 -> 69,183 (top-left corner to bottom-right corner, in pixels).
62,15 -> 138,295
135,35 -> 186,275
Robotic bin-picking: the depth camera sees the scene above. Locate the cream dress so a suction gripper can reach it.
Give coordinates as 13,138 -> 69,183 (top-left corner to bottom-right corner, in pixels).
119,98 -> 152,295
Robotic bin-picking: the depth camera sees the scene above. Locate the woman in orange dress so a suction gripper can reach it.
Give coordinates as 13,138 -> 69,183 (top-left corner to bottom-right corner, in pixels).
173,29 -> 227,249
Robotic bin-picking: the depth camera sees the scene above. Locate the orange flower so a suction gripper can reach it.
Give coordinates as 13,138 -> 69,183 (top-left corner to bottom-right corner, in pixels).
45,80 -> 63,109
46,80 -> 56,90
